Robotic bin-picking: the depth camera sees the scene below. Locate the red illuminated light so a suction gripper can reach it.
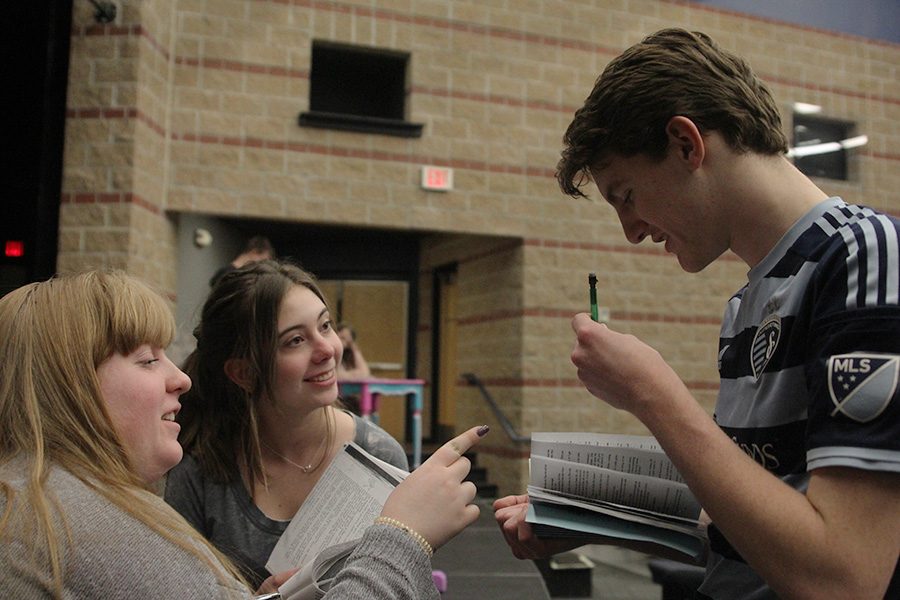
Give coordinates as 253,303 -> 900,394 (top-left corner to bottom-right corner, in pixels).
4,240 -> 25,258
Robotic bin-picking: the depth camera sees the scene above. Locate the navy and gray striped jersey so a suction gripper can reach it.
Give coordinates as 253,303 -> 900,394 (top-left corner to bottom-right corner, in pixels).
701,197 -> 900,599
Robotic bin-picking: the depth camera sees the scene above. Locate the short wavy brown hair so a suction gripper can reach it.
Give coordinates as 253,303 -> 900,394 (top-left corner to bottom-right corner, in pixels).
557,28 -> 788,198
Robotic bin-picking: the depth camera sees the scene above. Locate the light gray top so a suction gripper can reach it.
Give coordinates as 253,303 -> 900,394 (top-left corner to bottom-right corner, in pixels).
0,457 -> 248,599
0,455 -> 436,599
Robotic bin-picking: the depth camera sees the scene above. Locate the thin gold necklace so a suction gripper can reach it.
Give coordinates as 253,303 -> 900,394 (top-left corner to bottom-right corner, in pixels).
263,435 -> 328,473
262,410 -> 331,474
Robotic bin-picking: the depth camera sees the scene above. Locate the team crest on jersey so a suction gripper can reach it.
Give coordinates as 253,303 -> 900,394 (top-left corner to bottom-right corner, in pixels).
828,353 -> 898,423
751,314 -> 781,379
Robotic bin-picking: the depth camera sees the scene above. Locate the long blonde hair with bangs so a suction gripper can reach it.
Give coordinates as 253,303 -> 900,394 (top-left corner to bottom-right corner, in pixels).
0,270 -> 249,597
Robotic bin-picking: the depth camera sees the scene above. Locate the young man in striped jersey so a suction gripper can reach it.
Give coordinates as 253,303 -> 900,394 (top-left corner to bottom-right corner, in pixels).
495,28 -> 899,599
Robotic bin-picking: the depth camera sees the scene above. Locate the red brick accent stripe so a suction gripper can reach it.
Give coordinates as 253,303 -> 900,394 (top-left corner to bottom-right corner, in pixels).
65,107 -> 166,137
174,56 -> 308,78
81,24 -> 140,37
412,85 -> 575,114
468,376 -> 719,393
60,192 -> 160,215
457,309 -> 524,326
66,107 -> 137,119
456,307 -> 723,327
523,238 -> 739,262
77,23 -> 170,59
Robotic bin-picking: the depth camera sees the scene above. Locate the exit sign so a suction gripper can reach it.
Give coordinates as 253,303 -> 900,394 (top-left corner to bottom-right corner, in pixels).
421,165 -> 453,191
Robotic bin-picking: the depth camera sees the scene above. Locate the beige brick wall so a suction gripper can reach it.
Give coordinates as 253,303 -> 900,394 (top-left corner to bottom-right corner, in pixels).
59,0 -> 179,292
61,0 -> 900,494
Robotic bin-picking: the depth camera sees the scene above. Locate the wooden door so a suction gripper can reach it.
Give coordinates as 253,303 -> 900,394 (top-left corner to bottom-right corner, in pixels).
436,269 -> 459,441
320,279 -> 409,439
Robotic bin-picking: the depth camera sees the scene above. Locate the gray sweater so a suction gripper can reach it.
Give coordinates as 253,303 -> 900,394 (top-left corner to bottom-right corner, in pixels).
164,412 -> 409,587
0,457 -> 437,599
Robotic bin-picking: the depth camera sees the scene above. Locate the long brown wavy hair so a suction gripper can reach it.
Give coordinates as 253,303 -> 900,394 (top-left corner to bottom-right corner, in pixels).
178,259 -> 337,490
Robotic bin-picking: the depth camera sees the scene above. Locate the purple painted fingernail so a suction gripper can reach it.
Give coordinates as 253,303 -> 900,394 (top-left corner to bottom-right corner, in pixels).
477,425 -> 490,437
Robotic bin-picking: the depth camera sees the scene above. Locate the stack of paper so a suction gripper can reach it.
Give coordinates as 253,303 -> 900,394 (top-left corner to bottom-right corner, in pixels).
268,443 -> 408,599
526,432 -> 707,562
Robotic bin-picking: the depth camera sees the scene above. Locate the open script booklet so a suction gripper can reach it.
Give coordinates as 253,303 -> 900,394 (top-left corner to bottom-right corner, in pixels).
527,432 -> 708,563
267,442 -> 408,600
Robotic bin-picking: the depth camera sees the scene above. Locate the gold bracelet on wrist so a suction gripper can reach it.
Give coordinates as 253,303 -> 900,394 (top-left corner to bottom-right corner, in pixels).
374,516 -> 434,558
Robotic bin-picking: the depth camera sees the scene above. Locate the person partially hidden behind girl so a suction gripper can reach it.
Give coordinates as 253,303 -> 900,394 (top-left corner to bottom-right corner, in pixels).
336,323 -> 372,380
165,260 -> 408,587
334,323 -> 372,415
0,269 -> 488,599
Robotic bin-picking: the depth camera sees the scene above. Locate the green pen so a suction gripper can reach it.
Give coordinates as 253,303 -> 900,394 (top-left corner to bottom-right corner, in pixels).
588,273 -> 599,322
